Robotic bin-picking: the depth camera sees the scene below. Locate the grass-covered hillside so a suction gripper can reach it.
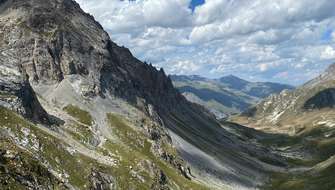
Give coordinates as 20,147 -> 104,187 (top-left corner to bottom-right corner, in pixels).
0,106 -> 208,190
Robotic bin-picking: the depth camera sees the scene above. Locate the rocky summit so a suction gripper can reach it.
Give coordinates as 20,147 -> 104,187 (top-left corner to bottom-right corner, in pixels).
0,0 -> 181,114
1,0 -> 335,190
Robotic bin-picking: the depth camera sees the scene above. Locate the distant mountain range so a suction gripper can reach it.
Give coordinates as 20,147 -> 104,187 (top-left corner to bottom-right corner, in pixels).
171,75 -> 294,118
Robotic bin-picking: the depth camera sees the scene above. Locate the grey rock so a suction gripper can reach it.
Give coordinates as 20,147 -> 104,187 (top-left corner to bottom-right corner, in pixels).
0,80 -> 49,123
89,170 -> 116,190
1,0 -> 181,116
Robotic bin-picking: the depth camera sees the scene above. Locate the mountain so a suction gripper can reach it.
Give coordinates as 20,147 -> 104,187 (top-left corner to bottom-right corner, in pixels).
230,63 -> 335,189
236,63 -> 335,132
171,74 -> 294,118
218,75 -> 294,99
2,0 -> 333,189
0,0 -> 288,189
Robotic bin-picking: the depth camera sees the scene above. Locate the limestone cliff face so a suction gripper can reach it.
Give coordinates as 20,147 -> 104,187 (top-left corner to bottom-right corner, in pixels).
1,0 -> 109,84
0,0 -> 182,119
0,0 -> 51,122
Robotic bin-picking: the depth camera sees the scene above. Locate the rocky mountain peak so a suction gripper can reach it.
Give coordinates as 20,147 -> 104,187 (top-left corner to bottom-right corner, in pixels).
0,0 -> 183,120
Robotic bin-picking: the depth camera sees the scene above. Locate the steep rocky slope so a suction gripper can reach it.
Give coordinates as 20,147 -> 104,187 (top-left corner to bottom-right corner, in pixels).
231,64 -> 335,189
0,0 -> 288,189
171,75 -> 293,118
236,63 -> 335,132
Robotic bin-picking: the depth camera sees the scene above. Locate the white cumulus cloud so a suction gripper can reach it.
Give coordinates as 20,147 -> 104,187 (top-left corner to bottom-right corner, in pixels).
321,46 -> 335,60
75,0 -> 335,85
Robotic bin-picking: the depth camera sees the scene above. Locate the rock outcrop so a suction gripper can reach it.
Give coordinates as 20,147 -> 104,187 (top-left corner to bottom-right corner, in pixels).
0,80 -> 49,123
0,0 -> 181,115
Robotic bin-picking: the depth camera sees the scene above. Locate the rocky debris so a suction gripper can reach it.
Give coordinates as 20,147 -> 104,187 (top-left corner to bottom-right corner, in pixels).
89,170 -> 116,190
151,170 -> 169,190
178,165 -> 192,180
160,151 -> 192,180
158,170 -> 168,186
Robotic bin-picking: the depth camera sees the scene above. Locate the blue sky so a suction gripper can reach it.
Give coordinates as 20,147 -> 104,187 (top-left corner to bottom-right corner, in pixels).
189,0 -> 205,11
76,0 -> 335,86
322,29 -> 333,41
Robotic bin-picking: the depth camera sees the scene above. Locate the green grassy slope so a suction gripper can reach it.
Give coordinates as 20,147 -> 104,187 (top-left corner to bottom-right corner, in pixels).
0,106 -> 208,189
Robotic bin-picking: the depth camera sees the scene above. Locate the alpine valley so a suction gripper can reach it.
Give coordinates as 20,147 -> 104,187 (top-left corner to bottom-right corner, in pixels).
0,0 -> 334,190
171,75 -> 293,119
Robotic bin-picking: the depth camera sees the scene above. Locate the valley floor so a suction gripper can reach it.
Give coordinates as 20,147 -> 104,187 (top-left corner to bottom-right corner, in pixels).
229,112 -> 335,190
